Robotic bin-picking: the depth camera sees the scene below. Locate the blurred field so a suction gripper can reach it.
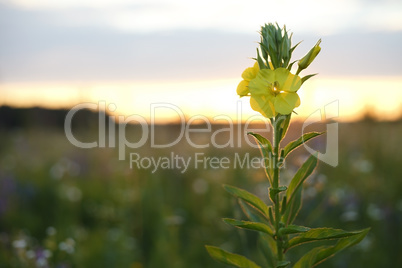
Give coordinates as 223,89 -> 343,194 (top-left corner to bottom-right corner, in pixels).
0,107 -> 401,267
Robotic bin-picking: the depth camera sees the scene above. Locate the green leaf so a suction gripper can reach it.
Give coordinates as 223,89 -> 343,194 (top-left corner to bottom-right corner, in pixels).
292,228 -> 370,268
259,233 -> 276,268
268,206 -> 275,225
282,132 -> 324,158
247,132 -> 273,183
223,218 -> 274,236
282,186 -> 302,225
248,132 -> 273,153
224,185 -> 269,218
239,200 -> 269,225
287,227 -> 369,250
282,154 -> 318,225
301,73 -> 318,85
269,186 -> 287,203
276,260 -> 291,268
259,40 -> 269,61
290,41 -> 302,54
287,60 -> 297,71
286,154 -> 318,204
277,114 -> 291,142
280,196 -> 287,214
278,225 -> 310,236
256,48 -> 268,70
205,246 -> 261,268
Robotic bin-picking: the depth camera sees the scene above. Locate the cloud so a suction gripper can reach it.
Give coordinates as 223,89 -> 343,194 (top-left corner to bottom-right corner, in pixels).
3,0 -> 402,34
1,2 -> 402,83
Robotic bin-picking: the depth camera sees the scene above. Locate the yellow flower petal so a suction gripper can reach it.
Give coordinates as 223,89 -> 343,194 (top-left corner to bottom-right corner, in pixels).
295,96 -> 301,107
248,69 -> 275,96
243,67 -> 302,118
250,94 -> 276,118
274,92 -> 300,114
237,80 -> 249,96
274,68 -> 301,92
241,62 -> 259,81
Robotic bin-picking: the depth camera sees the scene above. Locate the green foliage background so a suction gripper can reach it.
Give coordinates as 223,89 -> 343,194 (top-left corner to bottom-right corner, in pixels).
0,108 -> 401,267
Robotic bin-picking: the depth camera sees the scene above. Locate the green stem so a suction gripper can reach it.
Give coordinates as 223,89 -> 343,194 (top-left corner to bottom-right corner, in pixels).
296,67 -> 302,76
272,116 -> 283,262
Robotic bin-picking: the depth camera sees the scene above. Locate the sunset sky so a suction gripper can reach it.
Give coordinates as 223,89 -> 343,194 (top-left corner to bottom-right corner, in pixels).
1,0 -> 402,122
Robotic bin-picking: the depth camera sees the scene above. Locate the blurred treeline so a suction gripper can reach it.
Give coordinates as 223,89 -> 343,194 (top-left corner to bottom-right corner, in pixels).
0,106 -> 401,267
0,106 -> 98,130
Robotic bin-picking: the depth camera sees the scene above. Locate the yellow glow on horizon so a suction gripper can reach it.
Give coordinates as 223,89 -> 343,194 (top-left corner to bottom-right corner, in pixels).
1,76 -> 401,123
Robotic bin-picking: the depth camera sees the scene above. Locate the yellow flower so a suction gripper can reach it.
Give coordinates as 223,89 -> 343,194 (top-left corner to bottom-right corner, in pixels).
248,68 -> 301,118
236,62 -> 259,97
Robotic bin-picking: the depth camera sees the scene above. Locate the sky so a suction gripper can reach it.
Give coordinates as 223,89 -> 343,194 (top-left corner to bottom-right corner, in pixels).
1,0 -> 402,121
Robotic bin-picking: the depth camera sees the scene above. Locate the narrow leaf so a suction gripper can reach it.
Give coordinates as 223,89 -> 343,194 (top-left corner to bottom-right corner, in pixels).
223,218 -> 274,236
301,73 -> 318,85
287,60 -> 297,71
290,41 -> 302,53
282,187 -> 302,225
269,186 -> 287,203
256,48 -> 268,70
286,154 -> 318,209
281,196 -> 287,215
224,185 -> 269,218
287,227 -> 369,250
259,233 -> 277,268
239,200 -> 269,224
281,154 -> 317,224
283,132 -> 324,158
268,206 -> 275,225
248,132 -> 273,183
247,132 -> 273,153
259,41 -> 269,61
278,114 -> 291,142
292,228 -> 370,268
278,225 -> 310,236
276,260 -> 291,268
206,246 -> 261,268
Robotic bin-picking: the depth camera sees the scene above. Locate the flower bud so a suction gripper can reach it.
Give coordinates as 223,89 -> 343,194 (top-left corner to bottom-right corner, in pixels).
298,39 -> 321,71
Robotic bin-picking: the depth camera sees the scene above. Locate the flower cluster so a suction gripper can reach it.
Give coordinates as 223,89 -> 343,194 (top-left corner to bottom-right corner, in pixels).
237,23 -> 321,118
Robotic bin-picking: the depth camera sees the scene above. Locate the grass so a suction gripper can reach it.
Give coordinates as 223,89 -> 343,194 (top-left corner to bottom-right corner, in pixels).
0,117 -> 401,267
